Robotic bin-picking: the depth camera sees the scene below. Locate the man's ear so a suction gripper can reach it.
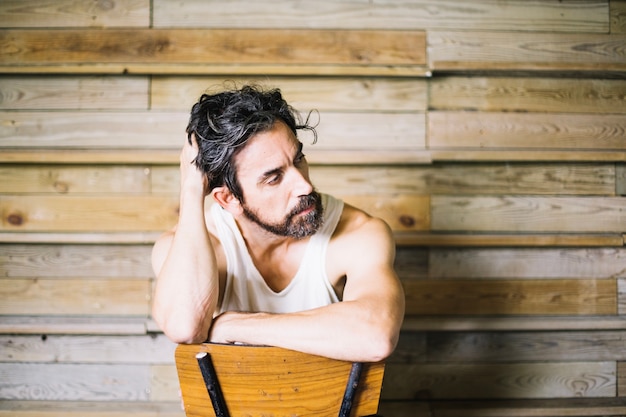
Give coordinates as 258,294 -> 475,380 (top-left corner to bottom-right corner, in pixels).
211,186 -> 242,215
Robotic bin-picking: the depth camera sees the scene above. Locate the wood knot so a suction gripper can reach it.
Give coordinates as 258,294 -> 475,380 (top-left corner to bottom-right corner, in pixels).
7,212 -> 24,226
399,215 -> 415,228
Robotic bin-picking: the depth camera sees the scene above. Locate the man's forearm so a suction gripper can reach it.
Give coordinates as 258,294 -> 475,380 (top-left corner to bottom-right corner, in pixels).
152,188 -> 219,343
209,298 -> 402,362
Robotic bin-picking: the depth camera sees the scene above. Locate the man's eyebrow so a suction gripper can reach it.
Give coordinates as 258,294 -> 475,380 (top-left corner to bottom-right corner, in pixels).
258,142 -> 304,183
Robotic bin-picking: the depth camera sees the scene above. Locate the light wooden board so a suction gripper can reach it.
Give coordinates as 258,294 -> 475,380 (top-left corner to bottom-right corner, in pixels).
0,194 -> 428,233
0,244 -> 152,278
428,31 -> 626,71
0,195 -> 179,232
0,334 -> 175,364
402,279 -> 616,315
154,163 -> 615,195
151,76 -> 428,111
152,0 -> 609,33
0,278 -> 151,316
0,75 -> 148,110
0,316 -> 150,335
427,248 -> 626,279
0,363 -> 154,401
0,28 -> 426,67
0,165 -> 151,194
429,112 -> 626,150
381,398 -> 626,417
429,77 -> 626,114
0,401 -> 185,417
431,196 -> 626,233
382,362 -> 616,400
393,330 -> 626,363
0,0 -> 150,28
0,111 -> 424,151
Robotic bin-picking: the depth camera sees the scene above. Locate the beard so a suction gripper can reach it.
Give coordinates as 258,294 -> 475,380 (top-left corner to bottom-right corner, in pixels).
241,191 -> 324,239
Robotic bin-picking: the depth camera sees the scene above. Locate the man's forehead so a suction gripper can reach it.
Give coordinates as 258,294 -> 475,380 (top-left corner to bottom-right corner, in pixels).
234,123 -> 300,173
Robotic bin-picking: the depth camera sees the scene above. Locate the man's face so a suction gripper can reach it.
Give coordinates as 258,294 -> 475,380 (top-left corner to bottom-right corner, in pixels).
233,121 -> 323,239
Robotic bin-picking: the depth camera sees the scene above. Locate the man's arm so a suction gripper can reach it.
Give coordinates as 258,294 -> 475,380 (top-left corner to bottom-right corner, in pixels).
151,138 -> 219,344
208,214 -> 405,362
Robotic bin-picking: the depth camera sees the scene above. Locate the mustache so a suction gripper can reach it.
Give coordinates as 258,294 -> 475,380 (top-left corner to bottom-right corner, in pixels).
289,191 -> 321,217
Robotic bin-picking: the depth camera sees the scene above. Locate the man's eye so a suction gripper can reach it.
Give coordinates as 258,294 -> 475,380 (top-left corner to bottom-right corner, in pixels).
267,174 -> 282,185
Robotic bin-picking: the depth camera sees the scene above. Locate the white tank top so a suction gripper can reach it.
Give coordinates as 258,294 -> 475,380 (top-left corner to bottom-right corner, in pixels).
212,193 -> 343,314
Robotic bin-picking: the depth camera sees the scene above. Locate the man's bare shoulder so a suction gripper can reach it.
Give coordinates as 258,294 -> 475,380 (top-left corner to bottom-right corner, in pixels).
333,202 -> 393,244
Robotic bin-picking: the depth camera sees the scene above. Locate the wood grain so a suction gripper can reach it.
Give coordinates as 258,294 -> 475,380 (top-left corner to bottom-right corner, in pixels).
429,77 -> 626,114
0,28 -> 426,68
429,31 -> 626,72
0,0 -> 150,28
0,278 -> 151,316
153,0 -> 609,33
176,343 -> 384,417
0,75 -> 149,110
151,76 -> 428,111
382,362 -> 616,400
429,112 -> 626,150
431,196 -> 626,233
402,279 -> 616,315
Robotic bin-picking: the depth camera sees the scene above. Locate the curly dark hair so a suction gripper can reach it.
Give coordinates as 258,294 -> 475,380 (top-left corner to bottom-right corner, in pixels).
186,84 -> 317,202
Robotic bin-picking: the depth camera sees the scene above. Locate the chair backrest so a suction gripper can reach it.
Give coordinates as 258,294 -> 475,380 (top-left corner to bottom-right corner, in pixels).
175,343 -> 385,417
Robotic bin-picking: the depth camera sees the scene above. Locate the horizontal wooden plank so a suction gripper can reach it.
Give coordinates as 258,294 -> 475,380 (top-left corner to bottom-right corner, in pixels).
0,75 -> 149,110
0,244 -> 152,278
0,111 -> 425,151
311,163 -> 615,196
0,401 -> 185,417
0,334 -> 175,364
401,316 -> 626,332
393,330 -> 626,363
382,362 -> 616,400
151,76 -> 428,111
431,196 -> 626,233
0,278 -> 151,316
0,165 -> 151,194
426,248 -> 626,279
429,77 -> 626,114
153,163 -> 615,196
0,316 -> 150,335
0,148 -> 433,165
0,0 -> 150,28
0,363 -> 152,401
0,232 -> 161,244
403,279 -> 616,315
153,0 -> 609,33
0,194 -> 428,233
0,29 -> 427,74
0,195 -> 179,232
429,112 -> 626,150
394,232 -> 625,247
380,398 -> 626,417
0,111 -> 187,149
430,149 -> 626,162
429,31 -> 626,72
0,62 -> 432,77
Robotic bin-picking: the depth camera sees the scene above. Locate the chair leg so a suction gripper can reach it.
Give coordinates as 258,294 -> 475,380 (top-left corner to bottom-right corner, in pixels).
338,362 -> 363,417
196,352 -> 230,417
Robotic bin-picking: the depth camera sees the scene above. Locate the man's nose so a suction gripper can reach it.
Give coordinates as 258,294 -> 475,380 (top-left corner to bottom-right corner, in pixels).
292,168 -> 313,196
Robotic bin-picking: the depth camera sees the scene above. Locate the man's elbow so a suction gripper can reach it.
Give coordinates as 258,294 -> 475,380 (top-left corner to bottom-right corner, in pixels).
363,329 -> 399,362
152,308 -> 209,344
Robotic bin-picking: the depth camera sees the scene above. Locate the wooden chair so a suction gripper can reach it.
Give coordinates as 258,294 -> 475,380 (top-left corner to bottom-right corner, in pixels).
175,343 -> 385,417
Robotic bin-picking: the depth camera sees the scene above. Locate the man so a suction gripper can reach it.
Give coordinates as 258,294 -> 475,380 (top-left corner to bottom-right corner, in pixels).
151,85 -> 404,362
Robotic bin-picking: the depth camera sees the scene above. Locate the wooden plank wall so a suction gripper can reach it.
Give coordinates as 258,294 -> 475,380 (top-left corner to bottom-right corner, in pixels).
1,1 -> 625,416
